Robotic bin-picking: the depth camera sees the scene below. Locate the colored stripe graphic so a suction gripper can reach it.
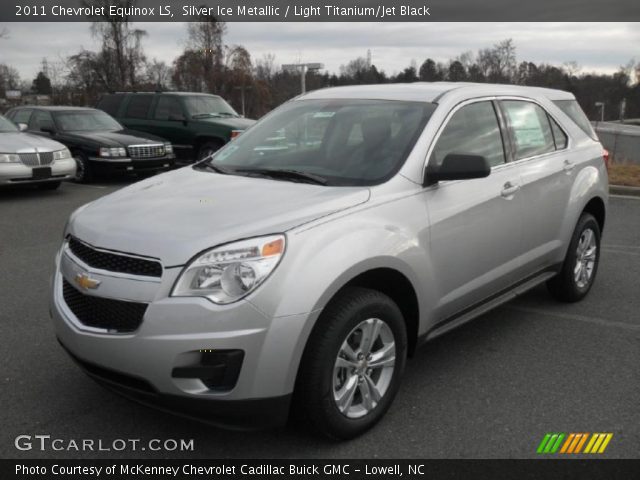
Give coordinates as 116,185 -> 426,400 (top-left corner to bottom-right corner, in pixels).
538,433 -> 613,454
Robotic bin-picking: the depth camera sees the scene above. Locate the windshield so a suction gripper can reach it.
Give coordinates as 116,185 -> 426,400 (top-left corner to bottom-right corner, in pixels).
206,99 -> 435,186
184,96 -> 239,118
54,110 -> 123,132
0,115 -> 18,133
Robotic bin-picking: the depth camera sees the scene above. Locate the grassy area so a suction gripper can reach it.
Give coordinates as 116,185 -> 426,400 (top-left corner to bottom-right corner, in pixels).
608,162 -> 640,187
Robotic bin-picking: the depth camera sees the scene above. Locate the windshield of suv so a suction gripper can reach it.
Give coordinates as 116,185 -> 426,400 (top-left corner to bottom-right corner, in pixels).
184,96 -> 239,118
54,110 -> 123,132
0,115 -> 18,133
204,99 -> 435,187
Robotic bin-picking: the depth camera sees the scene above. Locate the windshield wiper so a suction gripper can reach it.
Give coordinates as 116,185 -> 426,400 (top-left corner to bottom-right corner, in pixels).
234,168 -> 328,185
195,163 -> 234,175
192,112 -> 238,119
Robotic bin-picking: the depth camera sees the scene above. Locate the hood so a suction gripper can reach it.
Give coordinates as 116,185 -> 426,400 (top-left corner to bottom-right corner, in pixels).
63,129 -> 167,147
197,116 -> 255,130
70,167 -> 370,266
0,132 -> 66,152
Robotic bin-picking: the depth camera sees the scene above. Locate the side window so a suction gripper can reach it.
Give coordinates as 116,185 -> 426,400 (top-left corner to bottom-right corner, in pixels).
501,101 -> 555,160
125,95 -> 153,119
28,111 -> 55,132
98,95 -> 124,116
431,101 -> 506,168
154,97 -> 184,120
12,109 -> 33,125
548,115 -> 568,150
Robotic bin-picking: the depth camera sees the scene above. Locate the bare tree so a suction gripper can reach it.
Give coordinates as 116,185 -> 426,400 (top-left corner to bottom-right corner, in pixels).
186,15 -> 226,91
146,59 -> 172,89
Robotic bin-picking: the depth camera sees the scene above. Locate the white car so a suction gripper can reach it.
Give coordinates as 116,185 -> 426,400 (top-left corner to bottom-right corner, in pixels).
0,114 -> 75,189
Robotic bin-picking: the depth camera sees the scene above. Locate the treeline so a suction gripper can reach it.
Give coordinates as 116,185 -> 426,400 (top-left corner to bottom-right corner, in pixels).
0,12 -> 639,122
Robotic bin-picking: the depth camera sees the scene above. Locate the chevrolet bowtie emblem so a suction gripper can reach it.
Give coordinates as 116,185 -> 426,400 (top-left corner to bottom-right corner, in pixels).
74,273 -> 101,290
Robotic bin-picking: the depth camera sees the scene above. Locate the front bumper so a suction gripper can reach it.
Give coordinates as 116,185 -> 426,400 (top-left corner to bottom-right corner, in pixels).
0,157 -> 75,185
88,155 -> 175,174
50,245 -> 314,428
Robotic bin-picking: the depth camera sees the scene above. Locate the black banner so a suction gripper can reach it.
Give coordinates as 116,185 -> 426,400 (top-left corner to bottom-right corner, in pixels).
2,0 -> 640,22
3,459 -> 640,480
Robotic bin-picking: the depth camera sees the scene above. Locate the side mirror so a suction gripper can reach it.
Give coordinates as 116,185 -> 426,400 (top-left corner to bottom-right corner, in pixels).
425,153 -> 491,184
17,123 -> 28,132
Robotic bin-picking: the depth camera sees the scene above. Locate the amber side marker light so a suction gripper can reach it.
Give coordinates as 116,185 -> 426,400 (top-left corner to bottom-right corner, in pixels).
262,238 -> 284,257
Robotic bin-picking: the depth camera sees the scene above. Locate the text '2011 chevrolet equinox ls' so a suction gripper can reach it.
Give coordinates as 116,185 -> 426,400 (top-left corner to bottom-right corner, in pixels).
52,82 -> 608,439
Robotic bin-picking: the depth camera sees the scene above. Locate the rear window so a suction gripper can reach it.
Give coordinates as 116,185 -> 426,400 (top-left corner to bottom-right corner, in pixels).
553,100 -> 598,141
97,95 -> 124,116
125,95 -> 153,119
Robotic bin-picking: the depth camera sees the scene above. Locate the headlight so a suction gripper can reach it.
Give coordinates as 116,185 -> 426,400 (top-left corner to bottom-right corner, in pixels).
164,143 -> 173,154
0,153 -> 20,163
52,148 -> 71,160
99,147 -> 126,157
172,234 -> 285,304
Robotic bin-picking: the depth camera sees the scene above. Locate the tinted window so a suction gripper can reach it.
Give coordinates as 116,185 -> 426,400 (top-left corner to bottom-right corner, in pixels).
210,99 -> 435,186
501,101 -> 555,160
98,94 -> 124,116
11,109 -> 33,124
154,96 -> 184,120
29,110 -> 55,132
55,110 -> 122,132
431,101 -> 506,168
549,115 -> 568,150
125,95 -> 153,119
553,99 -> 597,140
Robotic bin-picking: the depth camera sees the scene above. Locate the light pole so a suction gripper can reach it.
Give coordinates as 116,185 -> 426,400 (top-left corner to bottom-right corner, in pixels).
282,62 -> 324,94
595,102 -> 605,123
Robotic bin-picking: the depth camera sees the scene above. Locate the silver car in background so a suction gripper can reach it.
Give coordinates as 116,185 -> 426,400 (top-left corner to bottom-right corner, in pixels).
51,83 -> 608,439
0,115 -> 75,189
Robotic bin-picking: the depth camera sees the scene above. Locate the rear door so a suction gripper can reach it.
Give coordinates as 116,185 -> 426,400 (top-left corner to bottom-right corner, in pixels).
424,99 -> 525,322
146,95 -> 192,150
498,99 -> 574,275
119,95 -> 154,134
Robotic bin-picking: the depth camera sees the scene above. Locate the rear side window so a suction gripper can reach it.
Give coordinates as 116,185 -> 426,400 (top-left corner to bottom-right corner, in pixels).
154,96 -> 184,120
431,101 -> 506,168
98,95 -> 124,116
501,101 -> 555,160
553,99 -> 597,140
125,95 -> 153,119
548,115 -> 568,150
11,109 -> 33,124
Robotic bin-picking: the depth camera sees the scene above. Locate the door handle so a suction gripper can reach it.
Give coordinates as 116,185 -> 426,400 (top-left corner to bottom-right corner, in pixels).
563,160 -> 575,172
501,182 -> 520,197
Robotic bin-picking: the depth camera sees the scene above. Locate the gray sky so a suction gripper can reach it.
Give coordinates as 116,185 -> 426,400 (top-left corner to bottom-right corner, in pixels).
0,22 -> 638,81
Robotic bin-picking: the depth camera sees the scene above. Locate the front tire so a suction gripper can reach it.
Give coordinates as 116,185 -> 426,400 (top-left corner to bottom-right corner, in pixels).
197,140 -> 224,160
73,153 -> 94,183
296,287 -> 407,439
547,213 -> 601,302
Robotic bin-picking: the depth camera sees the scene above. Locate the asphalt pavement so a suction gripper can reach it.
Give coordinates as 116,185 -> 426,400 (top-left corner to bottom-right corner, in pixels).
1,179 -> 638,459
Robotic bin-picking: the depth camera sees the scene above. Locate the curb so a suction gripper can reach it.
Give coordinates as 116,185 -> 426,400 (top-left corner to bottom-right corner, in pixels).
610,185 -> 640,197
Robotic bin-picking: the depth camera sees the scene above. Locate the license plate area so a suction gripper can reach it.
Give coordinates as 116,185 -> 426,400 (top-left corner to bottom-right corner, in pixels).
32,167 -> 52,179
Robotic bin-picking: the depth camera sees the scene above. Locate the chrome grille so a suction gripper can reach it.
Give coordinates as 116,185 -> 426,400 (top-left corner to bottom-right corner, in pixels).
18,152 -> 54,166
128,144 -> 165,159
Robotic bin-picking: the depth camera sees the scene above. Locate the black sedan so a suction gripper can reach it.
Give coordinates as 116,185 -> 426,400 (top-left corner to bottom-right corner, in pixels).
5,106 -> 176,182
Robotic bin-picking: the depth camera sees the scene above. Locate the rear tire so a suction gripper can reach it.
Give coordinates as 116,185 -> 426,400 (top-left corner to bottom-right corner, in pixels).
296,287 -> 407,440
547,213 -> 601,302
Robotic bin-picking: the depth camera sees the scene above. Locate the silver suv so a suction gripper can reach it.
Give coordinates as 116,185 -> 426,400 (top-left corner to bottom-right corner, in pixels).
51,83 -> 608,439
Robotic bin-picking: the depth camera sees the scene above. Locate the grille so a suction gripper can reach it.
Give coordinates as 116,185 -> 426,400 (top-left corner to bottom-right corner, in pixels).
68,237 -> 163,278
62,279 -> 147,332
128,144 -> 165,159
18,152 -> 54,166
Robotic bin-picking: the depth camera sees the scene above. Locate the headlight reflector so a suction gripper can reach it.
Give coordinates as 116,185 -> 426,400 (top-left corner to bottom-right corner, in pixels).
172,235 -> 285,304
164,143 -> 173,154
99,147 -> 126,157
0,153 -> 20,163
53,148 -> 71,160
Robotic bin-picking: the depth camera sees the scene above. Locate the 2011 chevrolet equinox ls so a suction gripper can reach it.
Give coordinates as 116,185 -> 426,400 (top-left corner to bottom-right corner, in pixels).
52,82 -> 608,439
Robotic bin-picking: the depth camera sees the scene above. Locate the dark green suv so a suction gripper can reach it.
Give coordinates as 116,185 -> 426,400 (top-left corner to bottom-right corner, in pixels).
97,92 -> 255,161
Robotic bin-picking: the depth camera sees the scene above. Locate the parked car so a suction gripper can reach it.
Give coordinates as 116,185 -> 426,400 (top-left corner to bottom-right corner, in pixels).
5,106 -> 176,182
52,83 -> 608,439
96,92 -> 255,161
0,114 -> 75,189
